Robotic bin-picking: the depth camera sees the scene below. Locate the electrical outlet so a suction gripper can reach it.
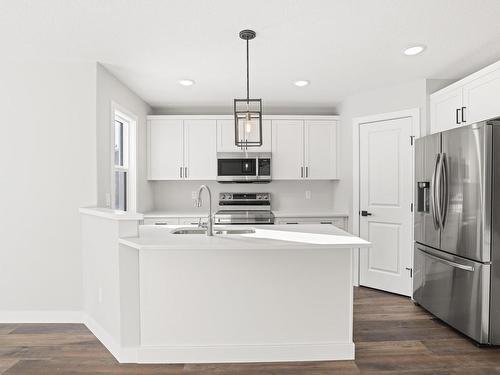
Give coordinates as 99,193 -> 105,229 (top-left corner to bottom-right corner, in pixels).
98,287 -> 103,303
191,191 -> 198,199
105,193 -> 111,208
305,190 -> 312,200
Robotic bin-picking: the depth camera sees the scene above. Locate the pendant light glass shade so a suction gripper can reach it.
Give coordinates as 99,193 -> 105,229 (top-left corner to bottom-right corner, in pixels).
234,98 -> 262,147
234,29 -> 262,148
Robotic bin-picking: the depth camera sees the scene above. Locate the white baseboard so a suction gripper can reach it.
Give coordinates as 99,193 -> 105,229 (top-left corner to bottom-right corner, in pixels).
0,310 -> 83,323
0,311 -> 355,364
137,342 -> 355,363
82,314 -> 138,363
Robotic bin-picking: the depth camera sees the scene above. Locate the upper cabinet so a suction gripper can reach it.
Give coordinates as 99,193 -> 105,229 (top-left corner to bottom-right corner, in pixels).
272,119 -> 338,180
462,68 -> 500,125
217,119 -> 272,152
148,118 -> 216,180
430,87 -> 464,134
148,115 -> 339,181
148,119 -> 184,180
305,120 -> 337,179
430,60 -> 500,134
272,120 -> 304,179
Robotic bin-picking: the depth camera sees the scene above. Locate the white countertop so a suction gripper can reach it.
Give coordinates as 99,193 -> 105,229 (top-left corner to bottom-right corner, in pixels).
119,224 -> 370,251
143,211 -> 348,219
79,207 -> 144,221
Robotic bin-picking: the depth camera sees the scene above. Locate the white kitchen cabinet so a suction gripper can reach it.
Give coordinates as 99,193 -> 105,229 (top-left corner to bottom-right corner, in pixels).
275,216 -> 348,231
430,86 -> 464,134
271,120 -> 304,179
183,120 -> 217,180
272,120 -> 338,180
305,120 -> 337,179
148,119 -> 184,180
217,119 -> 272,152
143,217 -> 179,225
178,217 -> 205,225
462,68 -> 500,125
430,60 -> 500,134
148,119 -> 216,180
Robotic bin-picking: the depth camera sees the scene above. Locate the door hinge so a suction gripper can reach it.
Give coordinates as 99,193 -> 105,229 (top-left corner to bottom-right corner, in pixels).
410,136 -> 415,146
410,203 -> 413,212
405,267 -> 413,278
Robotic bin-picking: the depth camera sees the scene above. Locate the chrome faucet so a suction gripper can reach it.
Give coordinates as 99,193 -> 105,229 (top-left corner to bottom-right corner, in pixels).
195,184 -> 213,236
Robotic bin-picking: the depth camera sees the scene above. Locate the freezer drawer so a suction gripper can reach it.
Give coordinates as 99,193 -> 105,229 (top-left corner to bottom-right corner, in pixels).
414,243 -> 490,344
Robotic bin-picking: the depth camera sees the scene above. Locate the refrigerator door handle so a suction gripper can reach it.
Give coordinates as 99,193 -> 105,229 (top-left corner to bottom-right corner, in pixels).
440,153 -> 449,228
418,248 -> 475,272
435,152 -> 445,230
430,153 -> 441,230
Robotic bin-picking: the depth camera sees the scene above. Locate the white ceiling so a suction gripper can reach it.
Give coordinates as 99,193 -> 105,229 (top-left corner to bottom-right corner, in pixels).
2,0 -> 500,112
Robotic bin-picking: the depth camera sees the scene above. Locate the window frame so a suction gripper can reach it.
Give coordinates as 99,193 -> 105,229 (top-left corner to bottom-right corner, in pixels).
110,102 -> 137,212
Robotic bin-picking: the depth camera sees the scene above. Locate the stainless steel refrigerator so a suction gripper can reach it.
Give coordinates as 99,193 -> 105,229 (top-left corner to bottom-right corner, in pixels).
414,120 -> 500,345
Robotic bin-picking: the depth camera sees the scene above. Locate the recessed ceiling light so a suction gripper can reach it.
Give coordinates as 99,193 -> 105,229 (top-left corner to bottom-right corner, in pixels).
403,45 -> 426,56
178,79 -> 195,86
294,80 -> 310,87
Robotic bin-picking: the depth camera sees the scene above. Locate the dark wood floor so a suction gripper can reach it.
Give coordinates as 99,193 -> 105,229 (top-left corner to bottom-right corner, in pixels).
2,287 -> 500,374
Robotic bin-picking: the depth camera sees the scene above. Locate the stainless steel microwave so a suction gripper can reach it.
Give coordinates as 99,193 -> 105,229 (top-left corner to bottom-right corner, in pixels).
216,152 -> 271,183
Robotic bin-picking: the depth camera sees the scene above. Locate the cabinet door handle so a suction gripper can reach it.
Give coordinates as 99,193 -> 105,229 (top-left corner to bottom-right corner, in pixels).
301,166 -> 304,178
456,108 -> 461,125
180,167 -> 183,178
461,106 -> 466,123
184,167 -> 188,178
305,166 -> 309,178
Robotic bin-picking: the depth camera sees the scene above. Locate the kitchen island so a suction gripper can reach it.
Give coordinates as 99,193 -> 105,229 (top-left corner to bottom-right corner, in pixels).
80,210 -> 370,364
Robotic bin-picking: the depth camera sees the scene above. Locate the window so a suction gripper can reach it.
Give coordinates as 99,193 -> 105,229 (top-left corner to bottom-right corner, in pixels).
113,114 -> 129,211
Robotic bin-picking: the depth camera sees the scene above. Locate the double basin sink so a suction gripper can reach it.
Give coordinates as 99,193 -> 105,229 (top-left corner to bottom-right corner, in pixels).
171,227 -> 256,235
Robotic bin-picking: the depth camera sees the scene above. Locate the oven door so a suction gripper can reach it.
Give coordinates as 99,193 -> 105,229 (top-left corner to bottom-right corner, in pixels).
413,243 -> 490,344
217,156 -> 257,182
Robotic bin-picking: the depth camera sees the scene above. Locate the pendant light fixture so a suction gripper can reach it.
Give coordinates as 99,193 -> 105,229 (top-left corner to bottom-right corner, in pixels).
234,29 -> 263,148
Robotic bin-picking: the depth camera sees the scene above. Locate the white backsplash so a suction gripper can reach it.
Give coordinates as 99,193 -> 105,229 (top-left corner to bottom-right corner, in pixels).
151,180 -> 337,213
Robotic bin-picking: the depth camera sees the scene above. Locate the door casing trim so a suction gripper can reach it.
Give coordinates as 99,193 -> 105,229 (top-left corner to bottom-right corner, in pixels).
352,108 -> 420,292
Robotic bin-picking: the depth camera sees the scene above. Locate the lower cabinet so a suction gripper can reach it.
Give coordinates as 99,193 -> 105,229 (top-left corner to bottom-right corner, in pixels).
143,217 -> 180,226
143,217 -> 205,226
275,217 -> 348,231
144,215 -> 349,231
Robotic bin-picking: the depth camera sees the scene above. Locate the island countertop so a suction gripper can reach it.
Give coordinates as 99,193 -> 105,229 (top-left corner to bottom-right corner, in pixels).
119,224 -> 370,251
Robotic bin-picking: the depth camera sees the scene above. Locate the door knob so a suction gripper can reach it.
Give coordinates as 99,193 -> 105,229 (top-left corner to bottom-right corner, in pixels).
361,210 -> 372,217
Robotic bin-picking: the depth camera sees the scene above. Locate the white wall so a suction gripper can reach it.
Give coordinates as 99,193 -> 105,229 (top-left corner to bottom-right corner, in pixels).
151,180 -> 338,213
0,62 -> 97,312
96,64 -> 153,213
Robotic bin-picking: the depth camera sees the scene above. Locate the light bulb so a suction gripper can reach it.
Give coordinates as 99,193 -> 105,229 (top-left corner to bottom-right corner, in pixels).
245,112 -> 252,133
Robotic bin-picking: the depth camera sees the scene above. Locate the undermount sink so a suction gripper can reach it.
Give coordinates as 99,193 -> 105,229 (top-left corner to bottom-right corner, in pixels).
170,227 -> 255,235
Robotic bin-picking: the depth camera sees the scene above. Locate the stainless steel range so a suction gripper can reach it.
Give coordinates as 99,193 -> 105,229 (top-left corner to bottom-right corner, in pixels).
214,192 -> 274,225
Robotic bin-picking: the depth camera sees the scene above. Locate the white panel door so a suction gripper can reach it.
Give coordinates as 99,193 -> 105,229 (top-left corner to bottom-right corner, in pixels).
463,68 -> 500,124
305,120 -> 337,179
359,117 -> 413,296
148,119 -> 184,180
184,120 -> 217,180
271,120 -> 304,179
217,119 -> 272,152
430,87 -> 463,134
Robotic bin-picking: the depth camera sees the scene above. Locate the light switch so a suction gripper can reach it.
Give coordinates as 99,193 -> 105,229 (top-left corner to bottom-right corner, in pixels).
305,190 -> 311,200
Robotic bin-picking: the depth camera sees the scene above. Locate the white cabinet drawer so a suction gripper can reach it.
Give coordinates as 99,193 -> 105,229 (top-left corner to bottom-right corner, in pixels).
143,218 -> 179,225
179,217 -> 205,225
275,217 -> 348,231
